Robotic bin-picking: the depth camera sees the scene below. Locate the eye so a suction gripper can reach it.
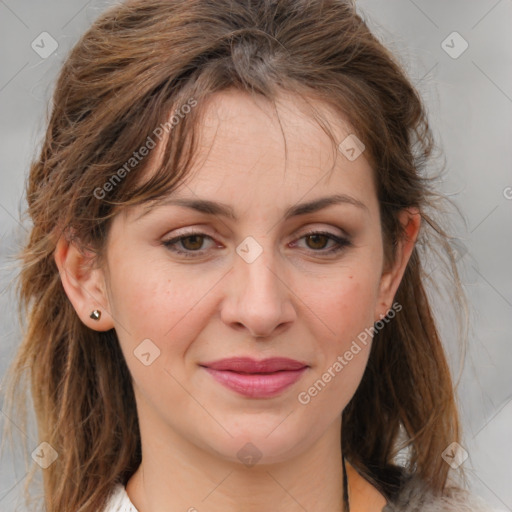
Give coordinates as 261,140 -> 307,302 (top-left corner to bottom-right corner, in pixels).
162,229 -> 352,258
162,232 -> 215,257
291,230 -> 352,255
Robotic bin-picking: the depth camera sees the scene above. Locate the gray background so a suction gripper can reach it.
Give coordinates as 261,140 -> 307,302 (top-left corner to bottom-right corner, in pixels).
0,1 -> 511,510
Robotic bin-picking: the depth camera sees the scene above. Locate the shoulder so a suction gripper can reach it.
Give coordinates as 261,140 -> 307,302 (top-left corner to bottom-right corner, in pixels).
101,474 -> 503,512
347,461 -> 502,512
383,473 -> 504,512
102,483 -> 139,512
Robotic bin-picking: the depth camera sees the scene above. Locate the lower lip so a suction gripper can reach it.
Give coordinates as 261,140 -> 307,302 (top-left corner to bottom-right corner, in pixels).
202,367 -> 308,398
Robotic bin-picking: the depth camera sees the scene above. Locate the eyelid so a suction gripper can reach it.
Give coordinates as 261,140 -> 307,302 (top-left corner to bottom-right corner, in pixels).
295,223 -> 349,239
162,230 -> 217,253
161,225 -> 352,258
164,223 -> 348,241
162,224 -> 346,244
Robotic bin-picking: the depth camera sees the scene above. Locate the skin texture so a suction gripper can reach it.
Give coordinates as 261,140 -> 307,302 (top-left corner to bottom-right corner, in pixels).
55,89 -> 420,512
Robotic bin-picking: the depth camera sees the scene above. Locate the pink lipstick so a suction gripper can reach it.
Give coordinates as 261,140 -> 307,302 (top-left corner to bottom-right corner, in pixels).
200,357 -> 309,398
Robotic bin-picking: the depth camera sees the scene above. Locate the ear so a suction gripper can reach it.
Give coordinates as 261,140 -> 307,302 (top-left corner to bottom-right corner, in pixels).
54,232 -> 115,332
375,208 -> 421,321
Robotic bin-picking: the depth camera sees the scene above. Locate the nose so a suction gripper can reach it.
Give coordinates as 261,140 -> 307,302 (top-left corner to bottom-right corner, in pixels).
220,241 -> 297,339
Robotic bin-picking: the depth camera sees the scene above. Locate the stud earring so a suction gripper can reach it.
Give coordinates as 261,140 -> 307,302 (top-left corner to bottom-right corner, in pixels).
90,309 -> 101,321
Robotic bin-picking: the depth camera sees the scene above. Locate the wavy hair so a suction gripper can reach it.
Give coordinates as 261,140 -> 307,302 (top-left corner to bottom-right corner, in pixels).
1,0 -> 468,510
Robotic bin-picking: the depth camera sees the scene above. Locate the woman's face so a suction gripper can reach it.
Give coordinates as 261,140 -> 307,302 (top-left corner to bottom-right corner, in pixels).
77,89 -> 415,466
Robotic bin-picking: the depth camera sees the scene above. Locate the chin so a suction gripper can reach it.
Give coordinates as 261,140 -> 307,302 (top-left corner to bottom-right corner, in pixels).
202,425 -> 310,467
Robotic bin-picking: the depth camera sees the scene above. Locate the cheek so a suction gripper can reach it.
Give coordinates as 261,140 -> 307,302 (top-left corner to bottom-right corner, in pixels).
337,275 -> 379,328
106,258 -> 213,410
294,273 -> 380,416
107,254 -> 206,356
303,263 -> 381,345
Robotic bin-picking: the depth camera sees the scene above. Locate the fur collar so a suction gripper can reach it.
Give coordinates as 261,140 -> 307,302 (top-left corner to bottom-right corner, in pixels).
104,475 -> 503,512
382,474 -> 503,512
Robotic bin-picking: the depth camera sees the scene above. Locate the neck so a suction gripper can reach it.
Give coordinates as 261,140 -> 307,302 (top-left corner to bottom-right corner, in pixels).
126,400 -> 347,511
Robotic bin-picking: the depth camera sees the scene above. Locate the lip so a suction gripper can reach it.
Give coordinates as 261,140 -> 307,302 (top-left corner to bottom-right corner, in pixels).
200,357 -> 309,398
201,357 -> 308,373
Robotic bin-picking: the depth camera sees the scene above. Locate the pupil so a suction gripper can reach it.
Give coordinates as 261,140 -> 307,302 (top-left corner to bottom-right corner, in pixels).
307,234 -> 327,250
183,235 -> 203,250
181,234 -> 329,251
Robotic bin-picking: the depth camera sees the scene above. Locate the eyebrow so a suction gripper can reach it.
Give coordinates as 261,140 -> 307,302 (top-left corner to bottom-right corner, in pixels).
136,193 -> 368,221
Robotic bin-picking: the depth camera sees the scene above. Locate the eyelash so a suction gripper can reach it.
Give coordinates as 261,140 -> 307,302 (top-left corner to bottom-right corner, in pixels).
162,230 -> 352,258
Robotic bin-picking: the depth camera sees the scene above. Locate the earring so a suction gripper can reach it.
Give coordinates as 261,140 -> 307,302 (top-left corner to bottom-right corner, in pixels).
90,309 -> 101,321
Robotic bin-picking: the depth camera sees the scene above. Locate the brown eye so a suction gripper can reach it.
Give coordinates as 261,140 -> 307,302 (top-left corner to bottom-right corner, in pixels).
180,235 -> 206,251
293,230 -> 352,255
304,233 -> 330,250
162,232 -> 215,257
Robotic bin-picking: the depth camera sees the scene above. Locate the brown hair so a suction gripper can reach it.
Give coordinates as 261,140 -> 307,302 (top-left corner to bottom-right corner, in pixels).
1,0 -> 468,510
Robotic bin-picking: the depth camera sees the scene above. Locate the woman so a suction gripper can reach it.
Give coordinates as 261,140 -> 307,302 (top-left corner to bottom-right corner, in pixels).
1,0 -> 500,511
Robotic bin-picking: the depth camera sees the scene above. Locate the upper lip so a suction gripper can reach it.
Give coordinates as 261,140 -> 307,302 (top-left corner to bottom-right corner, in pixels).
200,357 -> 309,373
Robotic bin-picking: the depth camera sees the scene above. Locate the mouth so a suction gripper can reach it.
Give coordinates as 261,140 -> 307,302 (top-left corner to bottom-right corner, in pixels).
199,357 -> 309,398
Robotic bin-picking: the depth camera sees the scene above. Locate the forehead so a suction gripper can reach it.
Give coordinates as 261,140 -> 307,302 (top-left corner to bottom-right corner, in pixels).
197,88 -> 348,166
121,88 -> 378,223
184,88 -> 374,188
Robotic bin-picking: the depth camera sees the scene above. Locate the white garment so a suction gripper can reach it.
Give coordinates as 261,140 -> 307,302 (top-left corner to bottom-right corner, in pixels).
381,474 -> 505,512
102,479 -> 504,512
103,483 -> 139,512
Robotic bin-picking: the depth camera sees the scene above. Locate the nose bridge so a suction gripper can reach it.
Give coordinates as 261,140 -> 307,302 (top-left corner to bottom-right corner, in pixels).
237,234 -> 282,302
225,234 -> 294,337
238,236 -> 279,294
